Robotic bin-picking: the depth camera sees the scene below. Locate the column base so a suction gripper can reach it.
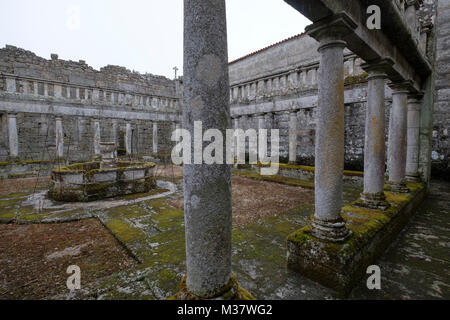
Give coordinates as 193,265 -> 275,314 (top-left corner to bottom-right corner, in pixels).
387,181 -> 410,193
406,173 -> 421,182
169,273 -> 255,300
310,216 -> 352,243
354,192 -> 390,210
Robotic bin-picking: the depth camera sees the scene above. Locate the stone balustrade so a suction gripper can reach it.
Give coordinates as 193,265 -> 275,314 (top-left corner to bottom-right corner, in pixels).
229,54 -> 363,104
0,73 -> 180,111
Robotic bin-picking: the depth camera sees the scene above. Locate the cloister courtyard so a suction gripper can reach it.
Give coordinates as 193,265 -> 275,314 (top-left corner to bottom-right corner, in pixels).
0,165 -> 448,299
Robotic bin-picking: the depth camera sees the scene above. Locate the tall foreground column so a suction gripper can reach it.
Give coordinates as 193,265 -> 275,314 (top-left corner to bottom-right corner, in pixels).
358,60 -> 392,210
406,95 -> 422,181
289,110 -> 297,163
306,13 -> 356,242
183,0 -> 234,298
388,82 -> 410,193
55,117 -> 64,159
8,114 -> 19,159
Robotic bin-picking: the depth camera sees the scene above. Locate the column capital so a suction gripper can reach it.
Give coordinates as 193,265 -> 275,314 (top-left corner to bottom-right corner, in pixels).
55,116 -> 63,121
407,92 -> 424,102
388,80 -> 415,94
7,113 -> 17,118
361,57 -> 394,79
306,12 -> 357,47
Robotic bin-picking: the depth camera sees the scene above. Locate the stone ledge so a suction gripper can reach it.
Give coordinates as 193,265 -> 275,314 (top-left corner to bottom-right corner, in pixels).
286,182 -> 426,296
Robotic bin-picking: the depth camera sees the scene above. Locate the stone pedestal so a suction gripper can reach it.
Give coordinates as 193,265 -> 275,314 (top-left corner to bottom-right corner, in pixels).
388,82 -> 411,193
180,0 -> 251,300
406,95 -> 422,182
305,13 -> 357,242
99,142 -> 117,169
356,59 -> 392,210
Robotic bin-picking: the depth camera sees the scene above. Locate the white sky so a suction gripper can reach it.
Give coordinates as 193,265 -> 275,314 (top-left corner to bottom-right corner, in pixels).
0,0 -> 310,79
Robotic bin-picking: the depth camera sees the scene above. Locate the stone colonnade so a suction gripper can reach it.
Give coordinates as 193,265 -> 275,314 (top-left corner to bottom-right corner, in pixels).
2,74 -> 179,110
3,113 -> 181,160
179,7 -> 426,299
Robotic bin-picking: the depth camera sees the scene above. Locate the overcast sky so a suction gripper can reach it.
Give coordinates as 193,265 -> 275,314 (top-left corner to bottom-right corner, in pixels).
0,0 -> 311,79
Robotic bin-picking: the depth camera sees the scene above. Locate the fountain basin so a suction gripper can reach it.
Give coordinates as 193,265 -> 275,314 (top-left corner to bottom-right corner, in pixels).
48,160 -> 156,202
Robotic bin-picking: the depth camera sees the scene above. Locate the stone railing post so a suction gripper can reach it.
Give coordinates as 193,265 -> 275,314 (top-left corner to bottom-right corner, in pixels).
180,0 -> 245,299
5,76 -> 16,93
406,94 -> 423,181
357,58 -> 393,210
387,81 -> 411,193
8,113 -> 19,159
305,13 -> 357,242
33,81 -> 39,96
55,117 -> 64,159
54,84 -> 62,98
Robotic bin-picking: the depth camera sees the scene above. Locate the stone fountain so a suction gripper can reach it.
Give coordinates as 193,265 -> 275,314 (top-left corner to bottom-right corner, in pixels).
48,142 -> 156,202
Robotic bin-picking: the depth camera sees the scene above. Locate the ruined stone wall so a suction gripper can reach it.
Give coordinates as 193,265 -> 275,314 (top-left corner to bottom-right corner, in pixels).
0,45 -> 182,166
432,0 -> 450,178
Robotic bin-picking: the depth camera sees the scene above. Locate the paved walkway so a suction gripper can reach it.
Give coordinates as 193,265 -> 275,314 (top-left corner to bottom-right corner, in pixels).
350,180 -> 450,299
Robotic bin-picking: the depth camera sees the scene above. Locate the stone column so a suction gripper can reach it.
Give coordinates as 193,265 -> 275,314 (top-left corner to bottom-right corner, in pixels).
181,0 -> 240,299
306,13 -> 356,242
93,119 -> 101,157
85,89 -> 89,101
44,83 -> 49,96
152,122 -> 158,155
358,59 -> 392,210
55,117 -> 64,159
406,94 -> 422,181
387,82 -> 411,193
22,80 -> 29,94
289,110 -> 298,163
112,119 -> 119,147
8,114 -> 19,159
33,81 -> 39,96
125,122 -> 132,155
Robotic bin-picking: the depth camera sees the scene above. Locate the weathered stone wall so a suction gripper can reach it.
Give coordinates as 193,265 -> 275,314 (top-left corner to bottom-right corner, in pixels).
432,0 -> 450,178
228,33 -> 373,170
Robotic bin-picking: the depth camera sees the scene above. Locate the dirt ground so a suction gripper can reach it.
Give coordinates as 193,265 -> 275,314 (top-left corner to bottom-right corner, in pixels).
168,175 -> 314,227
0,219 -> 136,300
0,176 -> 50,197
